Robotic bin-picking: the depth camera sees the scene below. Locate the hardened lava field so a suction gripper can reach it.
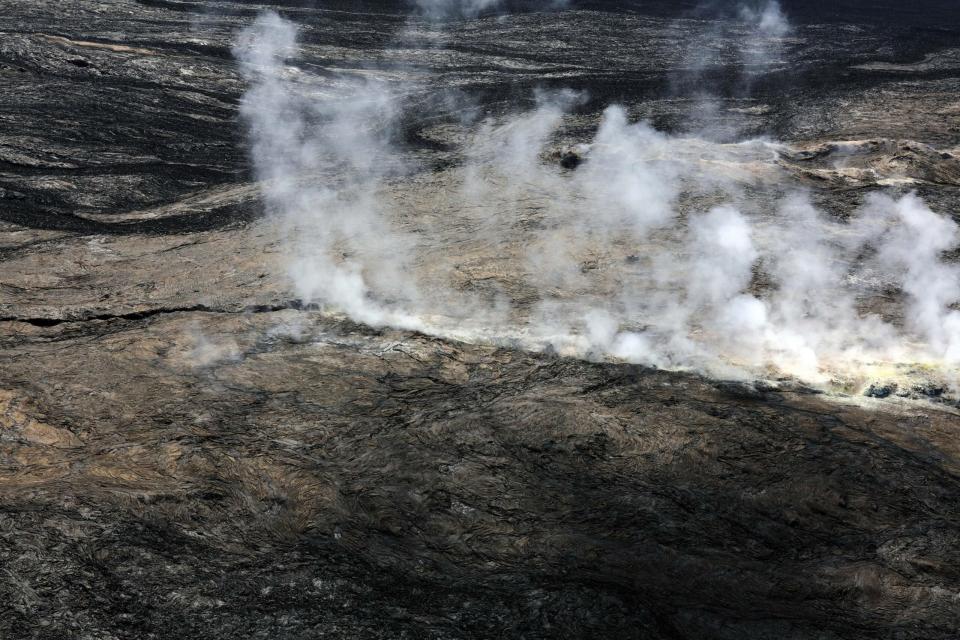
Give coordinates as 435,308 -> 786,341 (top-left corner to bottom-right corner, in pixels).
2,1 -> 960,639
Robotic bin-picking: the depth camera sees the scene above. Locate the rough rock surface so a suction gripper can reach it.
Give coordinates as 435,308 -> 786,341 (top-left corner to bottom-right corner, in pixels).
1,1 -> 960,638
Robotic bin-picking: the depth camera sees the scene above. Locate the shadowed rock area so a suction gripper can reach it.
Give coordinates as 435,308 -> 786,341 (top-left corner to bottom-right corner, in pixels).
2,1 -> 960,638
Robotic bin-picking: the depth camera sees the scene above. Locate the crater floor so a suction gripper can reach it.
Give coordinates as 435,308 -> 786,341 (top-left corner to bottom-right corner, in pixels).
2,1 -> 960,638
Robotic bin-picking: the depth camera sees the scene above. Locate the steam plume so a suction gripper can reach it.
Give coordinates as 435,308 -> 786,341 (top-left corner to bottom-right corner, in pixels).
235,13 -> 423,330
235,9 -> 960,392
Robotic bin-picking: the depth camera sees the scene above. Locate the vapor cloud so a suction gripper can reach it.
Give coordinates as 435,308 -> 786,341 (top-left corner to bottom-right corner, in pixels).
235,9 -> 960,390
741,0 -> 789,38
235,12 -> 424,331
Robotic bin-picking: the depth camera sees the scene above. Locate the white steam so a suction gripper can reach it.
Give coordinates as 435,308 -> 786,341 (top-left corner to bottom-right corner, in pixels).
864,193 -> 960,362
677,0 -> 792,136
234,13 -> 423,331
742,1 -> 790,73
235,10 -> 960,390
741,1 -> 790,39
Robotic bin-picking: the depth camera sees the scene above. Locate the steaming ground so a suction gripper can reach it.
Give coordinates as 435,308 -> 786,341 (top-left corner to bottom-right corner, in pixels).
235,9 -> 960,400
268,131 -> 960,397
2,1 -> 960,638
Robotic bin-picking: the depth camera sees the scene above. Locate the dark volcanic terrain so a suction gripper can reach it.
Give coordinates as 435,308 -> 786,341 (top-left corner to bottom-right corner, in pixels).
2,1 -> 960,638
